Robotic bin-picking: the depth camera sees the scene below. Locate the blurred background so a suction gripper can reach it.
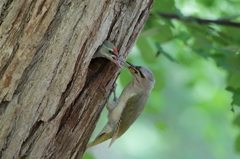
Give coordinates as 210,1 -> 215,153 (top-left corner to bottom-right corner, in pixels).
84,0 -> 240,158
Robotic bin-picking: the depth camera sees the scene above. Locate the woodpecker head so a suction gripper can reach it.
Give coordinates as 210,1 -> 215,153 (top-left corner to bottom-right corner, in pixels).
98,40 -> 122,67
126,61 -> 155,88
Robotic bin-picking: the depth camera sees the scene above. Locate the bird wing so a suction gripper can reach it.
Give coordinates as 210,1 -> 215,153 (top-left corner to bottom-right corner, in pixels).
108,94 -> 141,147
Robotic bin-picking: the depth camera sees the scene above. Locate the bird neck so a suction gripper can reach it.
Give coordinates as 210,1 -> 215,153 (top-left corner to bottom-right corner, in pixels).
132,77 -> 154,92
92,48 -> 102,58
130,79 -> 142,92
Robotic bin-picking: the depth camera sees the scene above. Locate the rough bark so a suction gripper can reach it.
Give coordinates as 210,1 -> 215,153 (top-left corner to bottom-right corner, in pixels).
0,0 -> 153,158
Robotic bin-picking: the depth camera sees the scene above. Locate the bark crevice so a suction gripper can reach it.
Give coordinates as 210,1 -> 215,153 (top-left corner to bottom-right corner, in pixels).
0,0 -> 153,158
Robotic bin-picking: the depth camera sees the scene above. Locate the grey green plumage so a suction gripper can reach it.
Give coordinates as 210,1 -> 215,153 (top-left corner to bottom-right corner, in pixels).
86,61 -> 155,150
93,40 -> 124,67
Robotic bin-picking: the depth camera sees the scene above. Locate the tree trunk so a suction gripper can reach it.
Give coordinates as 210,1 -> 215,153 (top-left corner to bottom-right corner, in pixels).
0,0 -> 153,158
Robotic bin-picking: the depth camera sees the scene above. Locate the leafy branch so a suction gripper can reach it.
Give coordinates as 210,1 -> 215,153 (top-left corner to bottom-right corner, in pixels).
158,12 -> 240,27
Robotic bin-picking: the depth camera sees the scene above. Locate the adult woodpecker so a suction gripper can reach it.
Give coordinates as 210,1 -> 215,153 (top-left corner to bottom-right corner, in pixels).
85,61 -> 155,150
92,40 -> 124,67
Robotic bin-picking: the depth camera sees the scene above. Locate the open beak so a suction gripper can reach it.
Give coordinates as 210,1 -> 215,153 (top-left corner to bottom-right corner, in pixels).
126,61 -> 139,73
112,56 -> 122,68
109,50 -> 128,68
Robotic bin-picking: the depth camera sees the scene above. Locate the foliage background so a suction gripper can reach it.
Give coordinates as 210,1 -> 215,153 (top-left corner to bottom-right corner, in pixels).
84,0 -> 240,158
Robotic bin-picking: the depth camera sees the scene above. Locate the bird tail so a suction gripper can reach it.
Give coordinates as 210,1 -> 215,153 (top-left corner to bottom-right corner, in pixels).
109,117 -> 122,147
108,132 -> 118,148
85,123 -> 113,151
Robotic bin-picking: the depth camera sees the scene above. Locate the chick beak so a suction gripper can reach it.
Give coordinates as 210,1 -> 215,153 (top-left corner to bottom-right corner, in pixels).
109,50 -> 128,68
112,56 -> 122,68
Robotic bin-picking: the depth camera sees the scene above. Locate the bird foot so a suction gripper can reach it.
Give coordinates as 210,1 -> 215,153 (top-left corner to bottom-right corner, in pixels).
112,83 -> 118,103
98,86 -> 114,111
98,83 -> 118,111
98,87 -> 109,100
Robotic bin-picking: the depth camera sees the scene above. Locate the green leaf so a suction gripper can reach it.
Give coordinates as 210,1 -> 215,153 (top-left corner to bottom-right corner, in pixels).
233,93 -> 240,107
151,25 -> 173,43
143,15 -> 174,43
197,0 -> 215,7
235,134 -> 240,153
193,49 -> 212,58
226,86 -> 235,93
233,114 -> 240,128
228,72 -> 240,89
155,42 -> 177,62
225,54 -> 240,73
176,31 -> 191,42
211,54 -> 232,70
185,23 -> 211,45
141,27 -> 162,37
226,87 -> 240,107
152,0 -> 175,13
203,45 -> 236,55
175,7 -> 185,19
222,27 -> 240,44
219,13 -> 240,21
211,34 -> 231,46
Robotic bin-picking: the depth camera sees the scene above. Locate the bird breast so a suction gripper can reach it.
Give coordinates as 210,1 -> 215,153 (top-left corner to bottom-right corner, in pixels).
108,92 -> 136,124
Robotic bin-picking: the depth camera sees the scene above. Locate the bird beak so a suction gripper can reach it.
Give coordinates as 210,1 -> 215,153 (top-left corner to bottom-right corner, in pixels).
112,56 -> 122,68
109,50 -> 128,68
117,56 -> 128,67
126,61 -> 139,73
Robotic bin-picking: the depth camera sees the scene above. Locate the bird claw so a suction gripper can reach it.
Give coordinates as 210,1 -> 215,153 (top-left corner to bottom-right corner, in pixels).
112,83 -> 118,103
98,87 -> 109,100
98,84 -> 118,111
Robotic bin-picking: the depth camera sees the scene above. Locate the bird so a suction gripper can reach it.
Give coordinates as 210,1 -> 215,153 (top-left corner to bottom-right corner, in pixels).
85,61 -> 155,150
92,40 -> 125,67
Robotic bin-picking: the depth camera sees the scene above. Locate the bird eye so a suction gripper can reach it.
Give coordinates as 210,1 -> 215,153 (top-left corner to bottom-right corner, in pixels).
136,66 -> 141,70
134,66 -> 145,78
109,50 -> 116,56
139,72 -> 145,78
